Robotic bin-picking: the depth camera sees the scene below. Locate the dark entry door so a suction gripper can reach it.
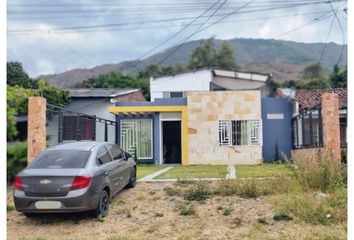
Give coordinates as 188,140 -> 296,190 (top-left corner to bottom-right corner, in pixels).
162,121 -> 181,164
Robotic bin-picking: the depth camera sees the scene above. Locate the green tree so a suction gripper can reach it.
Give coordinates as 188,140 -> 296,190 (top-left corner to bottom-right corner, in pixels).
7,85 -> 38,141
7,61 -> 38,88
38,79 -> 71,107
137,64 -> 160,78
187,37 -> 237,70
215,41 -> 237,69
81,72 -> 150,99
188,37 -> 217,69
301,63 -> 323,79
329,65 -> 347,88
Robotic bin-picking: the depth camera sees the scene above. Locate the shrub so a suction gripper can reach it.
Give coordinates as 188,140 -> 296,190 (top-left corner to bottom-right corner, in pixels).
179,204 -> 196,216
273,212 -> 293,221
163,187 -> 181,196
7,141 -> 27,181
184,182 -> 211,201
291,150 -> 344,192
223,207 -> 233,216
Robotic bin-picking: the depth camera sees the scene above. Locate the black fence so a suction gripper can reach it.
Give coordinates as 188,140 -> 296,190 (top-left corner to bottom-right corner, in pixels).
46,104 -> 116,146
292,105 -> 347,150
292,105 -> 323,149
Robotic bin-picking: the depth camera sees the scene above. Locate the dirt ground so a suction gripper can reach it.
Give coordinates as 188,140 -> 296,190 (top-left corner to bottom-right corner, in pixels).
7,182 -> 346,240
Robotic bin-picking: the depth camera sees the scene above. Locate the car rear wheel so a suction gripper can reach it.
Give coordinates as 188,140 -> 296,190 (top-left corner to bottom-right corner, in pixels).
93,190 -> 109,218
127,167 -> 136,188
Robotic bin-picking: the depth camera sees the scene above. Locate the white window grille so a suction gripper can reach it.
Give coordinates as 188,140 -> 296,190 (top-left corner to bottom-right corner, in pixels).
219,120 -> 232,146
219,120 -> 262,146
120,119 -> 153,159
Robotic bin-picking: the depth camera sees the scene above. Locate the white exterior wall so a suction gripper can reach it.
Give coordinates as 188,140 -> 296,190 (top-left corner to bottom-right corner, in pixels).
150,69 -> 212,101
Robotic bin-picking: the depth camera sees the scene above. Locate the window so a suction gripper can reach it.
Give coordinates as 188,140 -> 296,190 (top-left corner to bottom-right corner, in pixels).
28,150 -> 91,169
97,147 -> 112,165
170,92 -> 184,98
121,119 -> 153,159
107,144 -> 124,160
218,120 -> 262,146
162,91 -> 185,98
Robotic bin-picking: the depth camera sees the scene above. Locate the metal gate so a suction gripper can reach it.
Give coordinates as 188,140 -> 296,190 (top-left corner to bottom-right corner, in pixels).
120,119 -> 153,159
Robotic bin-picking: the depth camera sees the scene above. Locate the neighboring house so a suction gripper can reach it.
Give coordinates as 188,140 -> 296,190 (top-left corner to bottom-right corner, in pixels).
47,88 -> 146,146
276,88 -> 347,149
150,68 -> 273,101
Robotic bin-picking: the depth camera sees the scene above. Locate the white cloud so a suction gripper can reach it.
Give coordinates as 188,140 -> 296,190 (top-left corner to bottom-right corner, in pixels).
6,0 -> 347,76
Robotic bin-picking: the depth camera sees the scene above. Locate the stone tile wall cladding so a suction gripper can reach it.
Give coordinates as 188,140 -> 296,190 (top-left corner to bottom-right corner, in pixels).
187,91 -> 263,165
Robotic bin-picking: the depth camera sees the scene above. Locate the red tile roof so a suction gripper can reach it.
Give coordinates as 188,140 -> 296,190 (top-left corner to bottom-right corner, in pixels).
294,88 -> 347,110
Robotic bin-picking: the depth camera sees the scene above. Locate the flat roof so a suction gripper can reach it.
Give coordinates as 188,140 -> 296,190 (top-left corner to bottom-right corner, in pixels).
66,88 -> 140,98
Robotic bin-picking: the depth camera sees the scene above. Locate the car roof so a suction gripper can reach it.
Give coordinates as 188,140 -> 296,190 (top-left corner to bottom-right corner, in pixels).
48,141 -> 110,151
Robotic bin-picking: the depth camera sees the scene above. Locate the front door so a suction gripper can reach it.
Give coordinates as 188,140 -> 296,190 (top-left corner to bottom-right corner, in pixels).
162,121 -> 181,164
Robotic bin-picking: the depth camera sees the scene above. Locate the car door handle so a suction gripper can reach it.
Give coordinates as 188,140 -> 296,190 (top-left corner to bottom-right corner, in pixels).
104,171 -> 109,175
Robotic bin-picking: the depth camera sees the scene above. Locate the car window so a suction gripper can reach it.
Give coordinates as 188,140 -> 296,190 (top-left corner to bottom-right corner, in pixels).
28,150 -> 91,169
97,147 -> 112,165
107,144 -> 125,160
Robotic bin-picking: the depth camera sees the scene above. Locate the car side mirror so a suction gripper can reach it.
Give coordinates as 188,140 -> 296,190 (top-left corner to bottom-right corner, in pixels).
124,152 -> 132,160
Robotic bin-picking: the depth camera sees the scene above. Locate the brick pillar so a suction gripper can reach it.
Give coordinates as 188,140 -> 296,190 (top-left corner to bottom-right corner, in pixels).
321,93 -> 341,161
27,97 -> 47,164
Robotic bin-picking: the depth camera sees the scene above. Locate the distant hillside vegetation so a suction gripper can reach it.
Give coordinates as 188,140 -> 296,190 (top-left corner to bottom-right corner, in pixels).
40,38 -> 347,88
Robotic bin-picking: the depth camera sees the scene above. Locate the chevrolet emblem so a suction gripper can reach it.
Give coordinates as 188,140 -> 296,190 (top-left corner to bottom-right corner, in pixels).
40,179 -> 52,185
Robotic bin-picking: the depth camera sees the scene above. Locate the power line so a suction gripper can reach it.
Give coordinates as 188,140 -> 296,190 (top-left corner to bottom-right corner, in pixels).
8,10 -> 333,37
328,0 -> 345,66
122,0 -> 224,71
8,2 -> 339,33
319,15 -> 336,64
133,0 -> 224,61
156,0 -> 256,67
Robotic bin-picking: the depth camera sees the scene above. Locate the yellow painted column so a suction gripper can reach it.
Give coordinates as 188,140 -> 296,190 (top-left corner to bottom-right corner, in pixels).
181,109 -> 189,165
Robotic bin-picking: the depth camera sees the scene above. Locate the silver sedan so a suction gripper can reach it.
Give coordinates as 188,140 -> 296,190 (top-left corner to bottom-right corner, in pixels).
13,142 -> 137,218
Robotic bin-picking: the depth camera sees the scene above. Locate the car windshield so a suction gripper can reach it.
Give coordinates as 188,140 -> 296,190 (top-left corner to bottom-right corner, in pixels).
28,150 -> 91,169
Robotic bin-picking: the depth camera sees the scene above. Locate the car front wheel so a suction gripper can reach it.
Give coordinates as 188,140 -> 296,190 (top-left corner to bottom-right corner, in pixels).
93,190 -> 109,218
127,167 -> 136,188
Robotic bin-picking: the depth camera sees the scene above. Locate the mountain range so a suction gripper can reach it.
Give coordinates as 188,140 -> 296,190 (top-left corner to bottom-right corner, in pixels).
40,38 -> 347,88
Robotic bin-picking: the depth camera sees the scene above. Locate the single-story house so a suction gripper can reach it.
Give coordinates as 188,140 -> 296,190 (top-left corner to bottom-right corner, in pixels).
150,68 -> 273,101
109,69 -> 293,165
276,88 -> 347,149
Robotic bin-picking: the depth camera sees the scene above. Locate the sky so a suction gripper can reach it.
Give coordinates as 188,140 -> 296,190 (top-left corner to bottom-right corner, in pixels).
7,0 -> 348,77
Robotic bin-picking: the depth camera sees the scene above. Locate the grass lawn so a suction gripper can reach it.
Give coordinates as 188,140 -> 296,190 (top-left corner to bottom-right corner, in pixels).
155,165 -> 227,179
236,163 -> 294,178
137,164 -> 164,180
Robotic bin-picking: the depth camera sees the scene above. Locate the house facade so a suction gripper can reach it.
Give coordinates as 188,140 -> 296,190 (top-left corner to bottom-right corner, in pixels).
109,90 -> 263,165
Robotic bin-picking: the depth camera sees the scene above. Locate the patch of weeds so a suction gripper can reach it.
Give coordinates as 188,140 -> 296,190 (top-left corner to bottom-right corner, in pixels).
324,236 -> 341,240
164,186 -> 181,196
155,212 -> 164,217
135,195 -> 145,201
233,217 -> 243,226
223,207 -> 233,216
177,201 -> 195,216
105,236 -> 136,240
237,180 -> 259,198
273,212 -> 293,221
257,218 -> 268,225
146,224 -> 159,233
149,191 -> 156,195
270,188 -> 347,225
96,214 -> 105,222
176,178 -> 194,185
7,205 -> 14,212
184,182 -> 211,201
